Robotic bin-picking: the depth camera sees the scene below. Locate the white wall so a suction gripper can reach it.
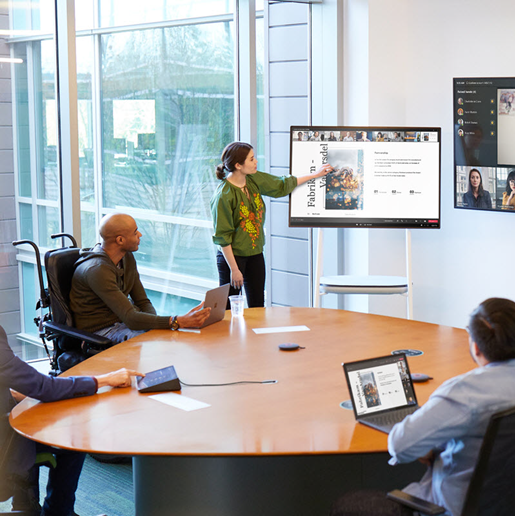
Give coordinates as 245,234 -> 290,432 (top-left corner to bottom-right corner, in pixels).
352,0 -> 515,328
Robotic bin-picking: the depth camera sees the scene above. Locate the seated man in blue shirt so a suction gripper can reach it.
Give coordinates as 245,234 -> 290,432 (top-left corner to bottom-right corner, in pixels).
330,297 -> 515,516
0,324 -> 143,516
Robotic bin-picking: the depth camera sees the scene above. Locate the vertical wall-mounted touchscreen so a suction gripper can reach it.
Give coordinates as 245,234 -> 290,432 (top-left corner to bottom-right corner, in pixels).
289,126 -> 441,228
454,77 -> 515,213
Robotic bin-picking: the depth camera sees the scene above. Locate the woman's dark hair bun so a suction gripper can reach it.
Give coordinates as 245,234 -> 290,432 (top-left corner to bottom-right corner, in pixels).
215,163 -> 226,180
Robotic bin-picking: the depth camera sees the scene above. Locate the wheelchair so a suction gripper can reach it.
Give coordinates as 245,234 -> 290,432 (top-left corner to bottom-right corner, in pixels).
12,234 -> 114,375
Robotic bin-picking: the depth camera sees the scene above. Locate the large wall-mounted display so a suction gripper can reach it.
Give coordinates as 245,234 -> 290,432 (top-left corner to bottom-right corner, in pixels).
454,77 -> 515,212
289,126 -> 441,228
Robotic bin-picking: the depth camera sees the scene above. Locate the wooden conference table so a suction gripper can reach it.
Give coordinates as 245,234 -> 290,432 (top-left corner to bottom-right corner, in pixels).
10,308 -> 472,516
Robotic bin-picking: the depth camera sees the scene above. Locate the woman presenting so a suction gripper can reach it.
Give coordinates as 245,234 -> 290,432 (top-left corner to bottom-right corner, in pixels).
211,141 -> 332,307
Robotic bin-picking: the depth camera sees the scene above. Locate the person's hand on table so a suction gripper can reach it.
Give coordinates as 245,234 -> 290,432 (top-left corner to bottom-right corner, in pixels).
95,368 -> 144,389
177,302 -> 211,328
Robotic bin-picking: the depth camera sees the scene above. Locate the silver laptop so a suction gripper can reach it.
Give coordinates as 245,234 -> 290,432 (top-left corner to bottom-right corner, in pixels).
342,353 -> 419,434
197,283 -> 230,328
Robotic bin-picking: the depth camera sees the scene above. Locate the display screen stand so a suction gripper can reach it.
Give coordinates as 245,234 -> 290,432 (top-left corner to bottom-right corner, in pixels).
313,229 -> 413,320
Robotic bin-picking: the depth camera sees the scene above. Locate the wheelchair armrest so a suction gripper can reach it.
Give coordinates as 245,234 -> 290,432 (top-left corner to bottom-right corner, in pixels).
43,321 -> 112,348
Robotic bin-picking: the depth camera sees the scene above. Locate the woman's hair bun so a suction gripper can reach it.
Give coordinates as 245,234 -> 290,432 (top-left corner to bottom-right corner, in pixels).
215,163 -> 226,180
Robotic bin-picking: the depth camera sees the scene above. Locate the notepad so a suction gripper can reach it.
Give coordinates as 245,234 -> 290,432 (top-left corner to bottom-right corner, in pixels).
252,325 -> 310,334
149,393 -> 210,412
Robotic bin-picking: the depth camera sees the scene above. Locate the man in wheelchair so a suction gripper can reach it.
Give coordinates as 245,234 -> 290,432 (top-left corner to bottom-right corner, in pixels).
70,213 -> 210,343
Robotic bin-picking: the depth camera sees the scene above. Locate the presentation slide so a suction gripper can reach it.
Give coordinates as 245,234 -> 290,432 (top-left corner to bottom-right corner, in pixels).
289,127 -> 441,228
347,362 -> 409,416
454,77 -> 515,213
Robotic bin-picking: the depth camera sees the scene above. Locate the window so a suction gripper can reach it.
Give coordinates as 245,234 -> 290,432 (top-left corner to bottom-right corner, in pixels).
9,0 -> 264,343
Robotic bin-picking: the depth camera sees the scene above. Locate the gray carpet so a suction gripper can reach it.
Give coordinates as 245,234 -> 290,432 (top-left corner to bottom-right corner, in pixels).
0,455 -> 134,515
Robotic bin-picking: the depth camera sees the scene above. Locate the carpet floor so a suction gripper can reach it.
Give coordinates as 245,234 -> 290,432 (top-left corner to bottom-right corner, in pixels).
0,455 -> 134,516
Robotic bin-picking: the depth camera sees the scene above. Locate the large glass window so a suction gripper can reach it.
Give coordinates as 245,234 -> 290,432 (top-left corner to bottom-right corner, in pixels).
100,0 -> 232,28
9,0 -> 264,344
76,35 -> 96,245
35,40 -> 59,204
11,1 -> 60,342
100,22 -> 234,282
12,0 -> 54,34
13,44 -> 31,197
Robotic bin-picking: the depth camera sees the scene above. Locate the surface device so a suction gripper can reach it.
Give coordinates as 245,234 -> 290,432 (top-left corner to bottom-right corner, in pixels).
342,353 -> 419,434
197,283 -> 230,328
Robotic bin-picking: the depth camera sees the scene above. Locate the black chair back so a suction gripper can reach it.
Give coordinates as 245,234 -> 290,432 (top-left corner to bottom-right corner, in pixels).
44,248 -> 81,328
460,406 -> 515,516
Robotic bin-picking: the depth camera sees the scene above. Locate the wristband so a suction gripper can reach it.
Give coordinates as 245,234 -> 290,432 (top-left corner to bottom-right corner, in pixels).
170,315 -> 180,331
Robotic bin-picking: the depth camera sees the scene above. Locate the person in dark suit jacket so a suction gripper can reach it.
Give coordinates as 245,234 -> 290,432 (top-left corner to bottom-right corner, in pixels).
0,324 -> 142,516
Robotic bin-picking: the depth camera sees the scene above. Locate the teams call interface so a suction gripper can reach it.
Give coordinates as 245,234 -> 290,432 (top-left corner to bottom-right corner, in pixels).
345,356 -> 417,416
454,77 -> 515,213
289,126 -> 441,229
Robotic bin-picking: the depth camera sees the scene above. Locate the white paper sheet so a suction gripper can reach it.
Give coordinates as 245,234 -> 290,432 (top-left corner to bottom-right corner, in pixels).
149,393 -> 210,411
252,325 -> 310,334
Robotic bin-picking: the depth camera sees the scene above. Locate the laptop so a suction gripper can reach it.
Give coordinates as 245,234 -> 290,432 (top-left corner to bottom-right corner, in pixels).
342,353 -> 419,434
196,283 -> 231,328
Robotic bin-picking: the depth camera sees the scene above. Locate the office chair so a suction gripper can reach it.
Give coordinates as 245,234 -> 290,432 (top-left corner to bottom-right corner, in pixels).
0,414 -> 56,515
12,234 -> 113,375
387,405 -> 515,516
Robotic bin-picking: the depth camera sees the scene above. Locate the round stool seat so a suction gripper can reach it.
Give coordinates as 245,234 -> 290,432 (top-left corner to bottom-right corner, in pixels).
320,275 -> 408,295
